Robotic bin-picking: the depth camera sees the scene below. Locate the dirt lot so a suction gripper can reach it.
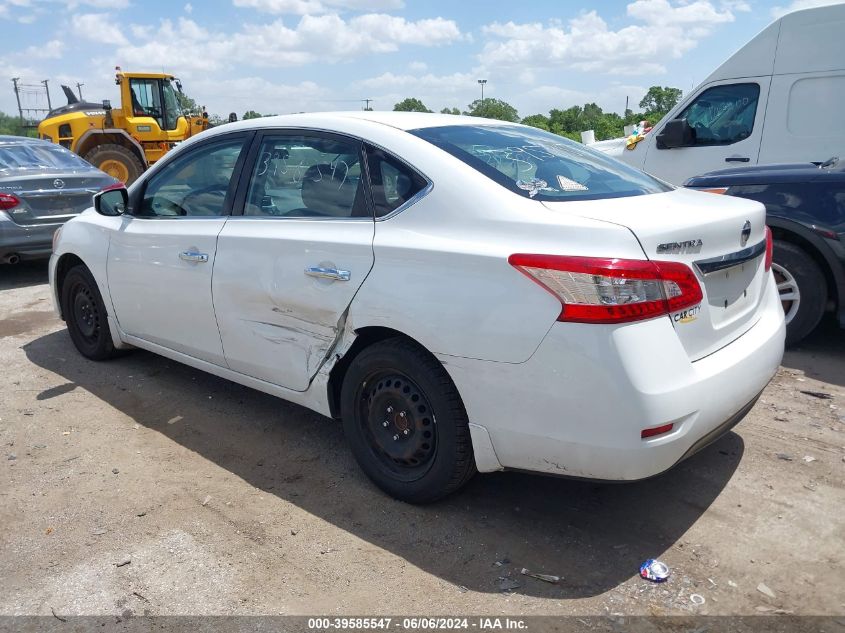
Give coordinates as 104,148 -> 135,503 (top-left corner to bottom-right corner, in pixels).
1,260 -> 844,618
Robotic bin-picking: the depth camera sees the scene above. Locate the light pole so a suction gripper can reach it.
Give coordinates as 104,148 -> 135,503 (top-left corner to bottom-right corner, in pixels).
477,79 -> 487,110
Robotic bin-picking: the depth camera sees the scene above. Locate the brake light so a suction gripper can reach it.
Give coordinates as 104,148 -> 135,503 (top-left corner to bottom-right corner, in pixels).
0,192 -> 20,211
764,226 -> 773,272
508,254 -> 703,324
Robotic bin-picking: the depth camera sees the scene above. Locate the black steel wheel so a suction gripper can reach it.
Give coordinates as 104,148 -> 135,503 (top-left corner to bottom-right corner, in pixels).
340,337 -> 476,503
61,265 -> 117,360
358,371 -> 438,480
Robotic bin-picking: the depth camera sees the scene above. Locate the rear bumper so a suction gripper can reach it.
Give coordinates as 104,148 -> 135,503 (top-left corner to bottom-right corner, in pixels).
0,215 -> 61,259
442,273 -> 786,479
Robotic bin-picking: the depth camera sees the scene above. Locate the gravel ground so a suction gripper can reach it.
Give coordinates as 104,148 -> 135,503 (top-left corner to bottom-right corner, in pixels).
1,260 -> 843,618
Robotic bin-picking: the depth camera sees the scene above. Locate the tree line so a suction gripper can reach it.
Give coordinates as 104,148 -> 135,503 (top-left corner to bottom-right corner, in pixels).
394,86 -> 683,141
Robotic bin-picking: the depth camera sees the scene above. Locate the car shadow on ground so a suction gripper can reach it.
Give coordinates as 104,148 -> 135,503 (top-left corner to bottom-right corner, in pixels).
782,315 -> 845,388
24,330 -> 744,599
0,260 -> 49,291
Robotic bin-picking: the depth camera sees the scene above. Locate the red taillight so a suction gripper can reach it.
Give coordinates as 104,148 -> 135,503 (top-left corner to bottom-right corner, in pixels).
508,254 -> 703,324
0,192 -> 20,211
641,423 -> 674,439
764,226 -> 773,272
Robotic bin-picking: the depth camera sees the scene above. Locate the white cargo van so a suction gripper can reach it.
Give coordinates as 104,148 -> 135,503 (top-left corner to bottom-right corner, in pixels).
590,4 -> 845,185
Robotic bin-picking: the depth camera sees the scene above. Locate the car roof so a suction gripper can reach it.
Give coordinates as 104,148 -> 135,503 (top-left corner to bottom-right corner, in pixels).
0,135 -> 50,146
210,111 -> 515,136
686,161 -> 845,186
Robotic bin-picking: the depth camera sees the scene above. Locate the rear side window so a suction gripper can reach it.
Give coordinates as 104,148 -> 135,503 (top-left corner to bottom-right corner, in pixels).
0,142 -> 92,173
365,145 -> 428,217
245,134 -> 370,218
411,125 -> 669,202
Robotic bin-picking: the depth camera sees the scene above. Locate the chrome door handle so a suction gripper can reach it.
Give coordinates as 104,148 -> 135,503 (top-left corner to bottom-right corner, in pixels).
304,266 -> 351,281
179,250 -> 209,263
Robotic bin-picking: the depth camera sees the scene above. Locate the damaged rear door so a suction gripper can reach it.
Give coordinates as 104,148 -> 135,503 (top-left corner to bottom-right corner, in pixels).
212,130 -> 375,391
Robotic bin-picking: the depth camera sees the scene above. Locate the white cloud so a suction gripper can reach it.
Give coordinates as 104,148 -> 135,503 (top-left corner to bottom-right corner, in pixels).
71,13 -> 128,45
184,2 -> 192,13
233,0 -> 404,14
17,12 -> 36,22
770,0 -> 844,17
408,61 -> 427,72
24,39 -> 64,59
481,1 -> 735,75
233,0 -> 324,14
185,76 -> 330,116
113,13 -> 462,72
66,0 -> 131,8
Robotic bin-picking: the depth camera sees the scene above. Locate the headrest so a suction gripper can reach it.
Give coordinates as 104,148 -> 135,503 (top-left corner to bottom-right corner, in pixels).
300,164 -> 356,216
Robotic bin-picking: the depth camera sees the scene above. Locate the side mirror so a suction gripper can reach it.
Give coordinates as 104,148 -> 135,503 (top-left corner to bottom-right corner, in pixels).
94,186 -> 128,216
657,118 -> 695,149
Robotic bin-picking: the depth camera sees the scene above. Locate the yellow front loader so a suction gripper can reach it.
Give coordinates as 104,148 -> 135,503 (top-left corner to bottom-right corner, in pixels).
37,68 -> 210,184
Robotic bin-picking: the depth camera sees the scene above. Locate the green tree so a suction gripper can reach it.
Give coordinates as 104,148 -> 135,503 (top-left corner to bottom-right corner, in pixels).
243,110 -> 262,120
520,114 -> 550,131
393,98 -> 432,112
440,107 -> 461,115
638,86 -> 683,121
175,91 -> 200,115
465,98 -> 519,122
0,112 -> 35,137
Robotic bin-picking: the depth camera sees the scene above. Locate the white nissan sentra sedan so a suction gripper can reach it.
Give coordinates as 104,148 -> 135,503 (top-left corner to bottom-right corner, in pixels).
49,112 -> 785,503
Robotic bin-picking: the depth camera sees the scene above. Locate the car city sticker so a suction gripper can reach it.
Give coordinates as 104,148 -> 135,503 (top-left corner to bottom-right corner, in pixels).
672,304 -> 701,324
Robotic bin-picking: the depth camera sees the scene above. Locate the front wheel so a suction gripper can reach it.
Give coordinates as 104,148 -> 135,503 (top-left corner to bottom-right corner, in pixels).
772,240 -> 827,346
340,338 -> 476,503
61,265 -> 118,361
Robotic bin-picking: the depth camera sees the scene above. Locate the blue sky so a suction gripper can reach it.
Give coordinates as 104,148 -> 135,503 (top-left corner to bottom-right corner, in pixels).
0,0 -> 841,120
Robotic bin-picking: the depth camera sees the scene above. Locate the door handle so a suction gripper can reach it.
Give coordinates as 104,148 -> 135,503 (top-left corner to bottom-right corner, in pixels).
179,250 -> 209,263
304,266 -> 351,281
725,156 -> 750,163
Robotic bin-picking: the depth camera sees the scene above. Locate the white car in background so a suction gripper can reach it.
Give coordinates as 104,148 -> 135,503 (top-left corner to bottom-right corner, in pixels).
49,112 -> 785,503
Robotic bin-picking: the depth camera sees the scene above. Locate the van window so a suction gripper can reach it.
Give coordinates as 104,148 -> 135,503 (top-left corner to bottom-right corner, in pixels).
679,83 -> 760,146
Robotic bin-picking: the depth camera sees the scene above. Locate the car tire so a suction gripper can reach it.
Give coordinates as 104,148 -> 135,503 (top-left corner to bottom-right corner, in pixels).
61,265 -> 118,361
340,337 -> 476,504
83,144 -> 144,185
772,239 -> 827,346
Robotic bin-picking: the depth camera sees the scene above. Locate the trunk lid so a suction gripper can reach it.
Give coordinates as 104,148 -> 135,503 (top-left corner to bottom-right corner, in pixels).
0,171 -> 115,226
543,188 -> 770,360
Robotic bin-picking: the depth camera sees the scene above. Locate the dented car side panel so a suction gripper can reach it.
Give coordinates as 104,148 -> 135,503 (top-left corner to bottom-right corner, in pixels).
212,217 -> 375,392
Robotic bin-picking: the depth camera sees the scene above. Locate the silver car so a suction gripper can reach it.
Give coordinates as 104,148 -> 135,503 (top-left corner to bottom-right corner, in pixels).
0,135 -> 118,264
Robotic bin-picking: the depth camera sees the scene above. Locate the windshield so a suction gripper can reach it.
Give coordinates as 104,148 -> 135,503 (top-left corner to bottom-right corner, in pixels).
0,142 -> 93,173
411,124 -> 671,202
162,80 -> 182,131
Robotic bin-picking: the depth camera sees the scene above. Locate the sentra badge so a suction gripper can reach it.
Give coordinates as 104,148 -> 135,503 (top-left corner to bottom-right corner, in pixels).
657,239 -> 703,255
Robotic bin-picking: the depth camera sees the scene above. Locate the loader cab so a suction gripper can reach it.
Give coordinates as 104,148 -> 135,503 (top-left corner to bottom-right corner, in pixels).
121,73 -> 184,132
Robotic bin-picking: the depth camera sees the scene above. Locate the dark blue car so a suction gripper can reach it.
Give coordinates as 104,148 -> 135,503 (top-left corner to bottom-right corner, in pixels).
686,158 -> 844,345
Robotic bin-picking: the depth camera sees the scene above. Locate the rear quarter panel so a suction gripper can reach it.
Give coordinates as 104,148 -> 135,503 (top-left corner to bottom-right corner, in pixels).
345,130 -> 648,363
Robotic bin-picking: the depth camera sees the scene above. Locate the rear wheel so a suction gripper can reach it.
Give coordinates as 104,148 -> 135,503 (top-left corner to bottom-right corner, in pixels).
772,239 -> 827,346
340,337 -> 476,503
61,265 -> 118,361
83,144 -> 144,185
